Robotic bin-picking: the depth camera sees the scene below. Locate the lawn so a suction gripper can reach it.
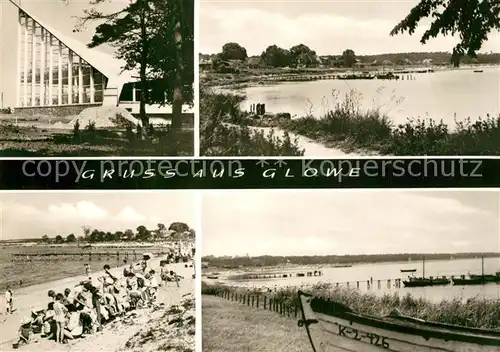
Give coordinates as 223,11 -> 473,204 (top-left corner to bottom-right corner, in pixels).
202,295 -> 312,352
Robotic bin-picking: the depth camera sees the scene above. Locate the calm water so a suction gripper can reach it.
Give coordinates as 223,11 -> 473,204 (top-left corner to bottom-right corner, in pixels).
229,257 -> 500,302
238,67 -> 500,126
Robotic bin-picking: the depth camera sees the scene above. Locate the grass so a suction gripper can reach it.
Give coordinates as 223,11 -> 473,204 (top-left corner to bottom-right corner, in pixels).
201,86 -> 500,155
202,282 -> 500,330
199,88 -> 304,156
202,295 -> 311,352
0,120 -> 194,156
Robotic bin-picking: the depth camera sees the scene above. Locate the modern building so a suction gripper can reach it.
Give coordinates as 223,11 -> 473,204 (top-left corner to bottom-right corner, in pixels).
6,0 -> 192,119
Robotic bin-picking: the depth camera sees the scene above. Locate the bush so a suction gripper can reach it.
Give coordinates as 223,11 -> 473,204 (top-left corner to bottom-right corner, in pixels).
202,282 -> 500,329
200,88 -> 304,156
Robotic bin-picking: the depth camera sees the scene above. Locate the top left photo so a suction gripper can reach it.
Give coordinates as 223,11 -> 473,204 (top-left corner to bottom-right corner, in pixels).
0,0 -> 194,157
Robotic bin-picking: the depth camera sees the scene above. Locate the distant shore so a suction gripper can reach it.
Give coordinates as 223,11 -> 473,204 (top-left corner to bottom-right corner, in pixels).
201,63 -> 500,90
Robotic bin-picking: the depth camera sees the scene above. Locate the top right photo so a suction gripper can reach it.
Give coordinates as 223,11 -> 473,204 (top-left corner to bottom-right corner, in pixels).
199,0 -> 500,157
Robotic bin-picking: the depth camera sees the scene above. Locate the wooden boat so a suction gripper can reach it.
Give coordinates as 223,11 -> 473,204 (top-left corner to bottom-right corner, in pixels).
403,256 -> 450,287
453,257 -> 500,285
474,70 -> 484,73
403,276 -> 450,287
206,275 -> 219,279
297,290 -> 500,351
400,269 -> 417,273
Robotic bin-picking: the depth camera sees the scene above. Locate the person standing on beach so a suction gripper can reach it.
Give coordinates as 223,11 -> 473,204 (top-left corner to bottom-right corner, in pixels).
53,293 -> 68,343
5,287 -> 12,314
84,264 -> 91,279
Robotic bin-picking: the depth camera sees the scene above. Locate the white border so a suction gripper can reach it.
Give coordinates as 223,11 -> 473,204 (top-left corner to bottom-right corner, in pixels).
193,0 -> 200,157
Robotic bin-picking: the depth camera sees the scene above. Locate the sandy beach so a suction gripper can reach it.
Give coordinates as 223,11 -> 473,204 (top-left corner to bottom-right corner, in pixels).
0,257 -> 195,351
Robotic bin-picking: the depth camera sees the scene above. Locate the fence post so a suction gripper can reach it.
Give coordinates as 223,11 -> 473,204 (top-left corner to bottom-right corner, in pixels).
256,295 -> 259,308
252,296 -> 255,307
269,298 -> 273,311
264,296 -> 267,309
247,295 -> 250,306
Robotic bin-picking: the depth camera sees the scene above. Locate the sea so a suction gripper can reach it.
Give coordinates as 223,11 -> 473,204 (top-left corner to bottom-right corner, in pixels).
237,66 -> 500,127
223,257 -> 500,302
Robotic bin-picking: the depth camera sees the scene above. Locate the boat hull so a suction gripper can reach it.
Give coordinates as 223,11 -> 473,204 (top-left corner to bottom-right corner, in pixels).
298,291 -> 500,352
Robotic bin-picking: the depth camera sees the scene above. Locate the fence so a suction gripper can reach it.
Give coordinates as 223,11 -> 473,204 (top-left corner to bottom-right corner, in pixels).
212,289 -> 301,320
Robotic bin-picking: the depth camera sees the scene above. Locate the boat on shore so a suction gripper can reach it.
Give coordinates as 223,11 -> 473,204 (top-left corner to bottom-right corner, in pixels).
297,290 -> 500,351
474,69 -> 484,73
400,269 -> 417,273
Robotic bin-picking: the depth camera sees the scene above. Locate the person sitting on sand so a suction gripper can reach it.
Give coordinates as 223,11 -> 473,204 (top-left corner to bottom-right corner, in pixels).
30,309 -> 45,334
41,303 -> 55,339
53,293 -> 68,343
63,304 -> 83,341
14,317 -> 32,348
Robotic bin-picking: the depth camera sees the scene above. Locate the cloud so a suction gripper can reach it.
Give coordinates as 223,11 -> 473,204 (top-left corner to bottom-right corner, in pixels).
200,3 -> 500,55
48,201 -> 109,220
117,206 -> 146,222
202,191 -> 499,256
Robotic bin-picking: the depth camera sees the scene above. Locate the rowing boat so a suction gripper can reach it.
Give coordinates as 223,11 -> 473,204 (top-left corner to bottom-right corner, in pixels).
297,290 -> 500,351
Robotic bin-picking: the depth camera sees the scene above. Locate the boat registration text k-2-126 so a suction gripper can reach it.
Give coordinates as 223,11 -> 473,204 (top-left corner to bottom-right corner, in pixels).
338,324 -> 390,349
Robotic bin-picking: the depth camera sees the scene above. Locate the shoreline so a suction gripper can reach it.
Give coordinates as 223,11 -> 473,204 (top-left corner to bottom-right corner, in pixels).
0,256 -> 194,347
201,64 -> 500,90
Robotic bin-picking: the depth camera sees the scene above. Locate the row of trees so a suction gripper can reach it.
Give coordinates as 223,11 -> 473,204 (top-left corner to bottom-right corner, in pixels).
202,253 -> 500,268
40,222 -> 194,244
210,1 -> 499,69
214,42 -> 357,68
74,0 -> 194,133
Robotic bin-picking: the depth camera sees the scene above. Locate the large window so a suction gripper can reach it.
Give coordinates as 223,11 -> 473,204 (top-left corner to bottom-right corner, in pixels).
17,11 -> 108,107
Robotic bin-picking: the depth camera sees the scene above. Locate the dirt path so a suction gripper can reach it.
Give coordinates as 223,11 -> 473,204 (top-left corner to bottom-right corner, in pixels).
0,259 -> 195,351
248,126 -> 360,157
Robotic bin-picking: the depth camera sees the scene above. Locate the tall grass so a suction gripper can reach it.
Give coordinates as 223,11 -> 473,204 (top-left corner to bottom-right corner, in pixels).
202,282 -> 500,330
200,89 -> 304,156
230,88 -> 500,155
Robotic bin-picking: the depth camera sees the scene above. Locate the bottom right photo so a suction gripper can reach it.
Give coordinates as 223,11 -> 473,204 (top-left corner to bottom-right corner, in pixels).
201,190 -> 500,352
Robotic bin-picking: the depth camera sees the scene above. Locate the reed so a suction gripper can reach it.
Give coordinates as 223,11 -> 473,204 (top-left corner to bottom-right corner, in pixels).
199,89 -> 304,156
202,282 -> 500,330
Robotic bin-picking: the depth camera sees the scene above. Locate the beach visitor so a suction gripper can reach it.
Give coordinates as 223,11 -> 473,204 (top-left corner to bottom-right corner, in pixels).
16,317 -> 32,347
48,290 -> 56,302
63,304 -> 83,340
84,264 -> 91,278
5,287 -> 12,314
83,281 -> 103,332
53,293 -> 68,343
42,303 -> 56,339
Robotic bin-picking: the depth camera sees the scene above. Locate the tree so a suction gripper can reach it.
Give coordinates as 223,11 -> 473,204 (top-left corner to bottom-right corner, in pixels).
55,235 -> 64,244
260,45 -> 292,67
41,235 -> 49,243
168,222 -> 190,233
76,0 -> 194,131
124,229 -> 135,241
341,49 -> 356,68
289,44 -> 317,66
82,226 -> 92,240
390,0 -> 500,67
66,234 -> 76,243
219,43 -> 248,61
136,225 -> 151,241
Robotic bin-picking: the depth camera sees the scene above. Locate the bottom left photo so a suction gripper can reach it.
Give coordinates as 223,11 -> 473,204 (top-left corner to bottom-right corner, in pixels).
0,191 -> 197,352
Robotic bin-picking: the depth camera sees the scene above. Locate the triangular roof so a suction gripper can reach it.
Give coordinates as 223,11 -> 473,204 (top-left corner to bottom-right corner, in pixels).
9,0 -> 135,83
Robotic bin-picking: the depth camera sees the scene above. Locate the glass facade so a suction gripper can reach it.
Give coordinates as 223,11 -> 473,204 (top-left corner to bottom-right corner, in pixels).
17,11 -> 108,107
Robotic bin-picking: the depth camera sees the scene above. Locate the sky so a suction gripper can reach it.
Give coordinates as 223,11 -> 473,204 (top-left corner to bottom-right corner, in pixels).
199,0 -> 500,56
0,192 -> 197,240
202,190 -> 500,257
0,0 -> 119,108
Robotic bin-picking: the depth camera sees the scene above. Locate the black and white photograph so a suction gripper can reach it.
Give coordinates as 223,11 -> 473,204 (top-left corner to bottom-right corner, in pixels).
0,0 -> 194,156
0,192 -> 196,351
201,190 -> 500,351
199,0 -> 500,156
